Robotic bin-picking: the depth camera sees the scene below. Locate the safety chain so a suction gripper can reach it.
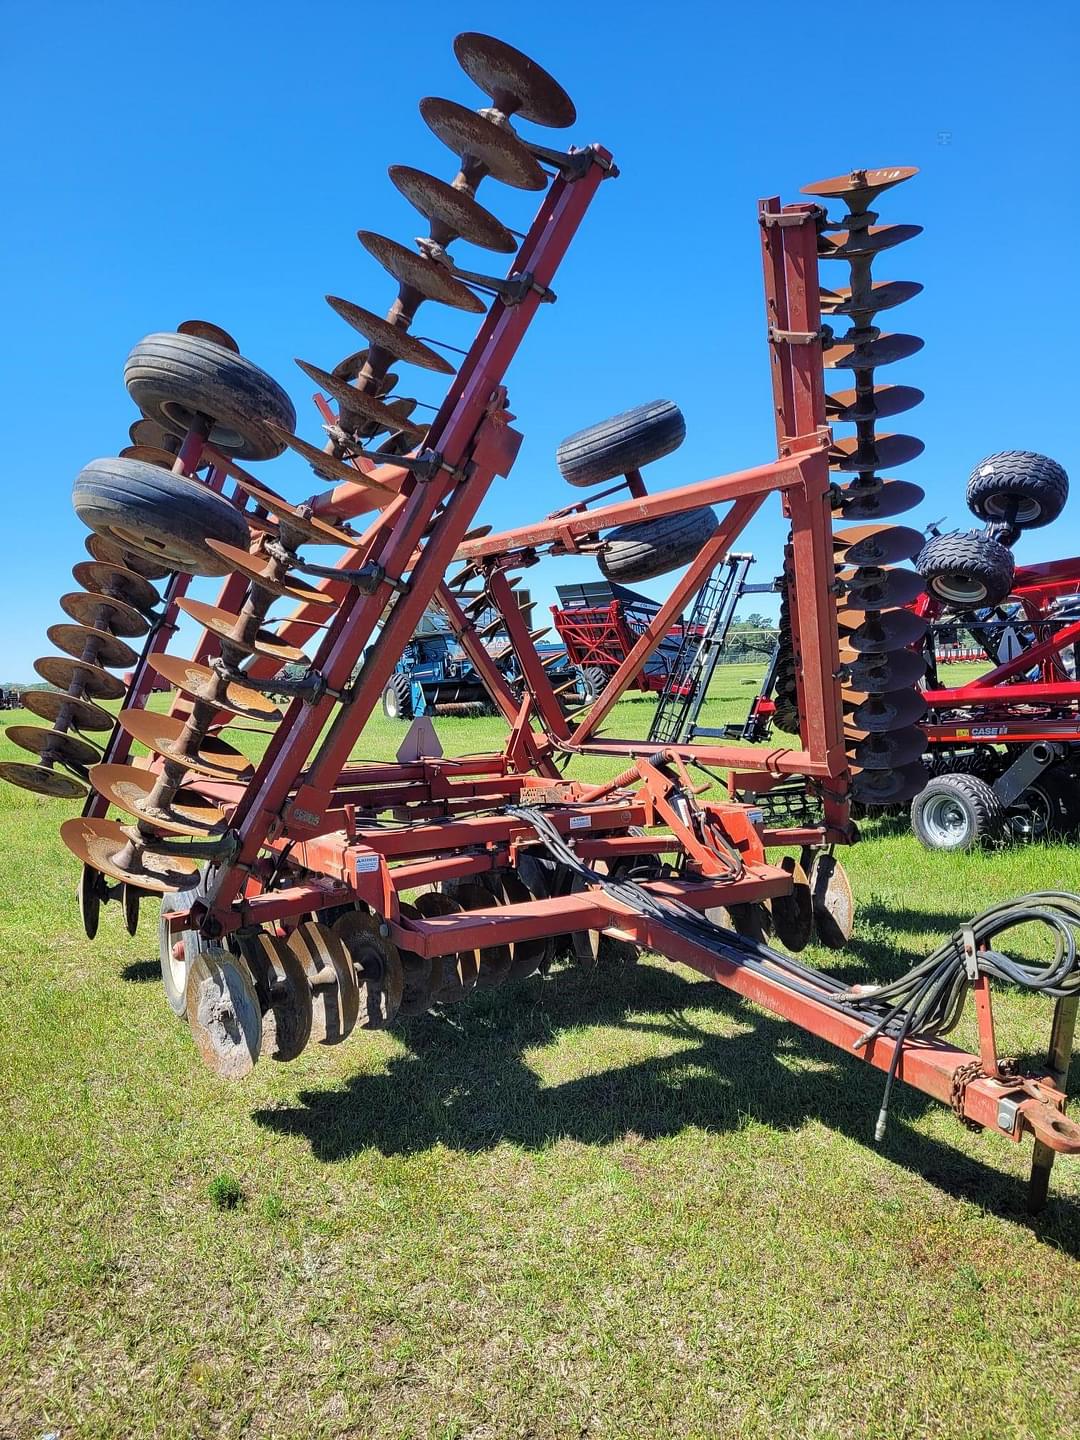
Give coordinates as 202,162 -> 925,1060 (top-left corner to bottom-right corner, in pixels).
949,1055 -> 1021,1130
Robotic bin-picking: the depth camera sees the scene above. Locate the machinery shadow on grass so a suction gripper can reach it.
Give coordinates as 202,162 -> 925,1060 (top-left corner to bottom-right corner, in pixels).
253,958 -> 1080,1251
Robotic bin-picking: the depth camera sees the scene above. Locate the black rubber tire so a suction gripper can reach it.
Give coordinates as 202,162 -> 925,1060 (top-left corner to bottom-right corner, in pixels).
124,332 -> 296,461
1006,766 -> 1080,842
966,451 -> 1069,530
73,457 -> 250,577
159,885 -> 216,1018
598,505 -> 719,585
556,400 -> 686,488
383,672 -> 413,720
910,772 -> 1005,851
576,665 -> 607,703
915,531 -> 1015,610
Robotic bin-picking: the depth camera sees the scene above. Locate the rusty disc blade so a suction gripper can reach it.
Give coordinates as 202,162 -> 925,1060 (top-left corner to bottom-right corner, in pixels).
224,467 -> 362,548
838,478 -> 925,520
826,384 -> 924,424
830,433 -> 925,472
176,319 -> 240,352
389,165 -> 516,252
500,872 -> 548,979
333,911 -> 405,1028
203,540 -> 337,606
449,880 -> 512,987
90,762 -> 228,837
145,654 -> 283,722
128,417 -> 178,454
46,622 -> 138,672
295,359 -> 427,439
85,532 -> 171,581
325,296 -> 455,374
834,523 -> 925,567
844,648 -> 926,693
825,333 -> 925,371
118,443 -> 180,469
186,950 -> 262,1079
771,857 -> 814,952
419,97 -> 546,190
847,688 -> 928,732
0,759 -> 88,799
34,653 -> 125,700
819,224 -> 923,259
269,427 -> 400,503
6,723 -> 100,768
59,590 -> 149,638
453,32 -> 576,127
72,559 -> 160,614
176,597 -> 307,664
849,726 -> 926,770
819,280 -> 923,318
808,852 -> 854,949
118,709 -> 255,780
852,760 -> 929,807
411,892 -> 478,1002
836,607 -> 929,652
289,920 -> 359,1045
61,815 -> 200,893
21,687 -> 113,732
250,932 -> 313,1063
843,566 -> 925,611
357,231 -> 486,313
803,165 -> 918,204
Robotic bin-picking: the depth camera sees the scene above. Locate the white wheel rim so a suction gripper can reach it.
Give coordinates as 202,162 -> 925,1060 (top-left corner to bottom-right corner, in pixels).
922,792 -> 972,846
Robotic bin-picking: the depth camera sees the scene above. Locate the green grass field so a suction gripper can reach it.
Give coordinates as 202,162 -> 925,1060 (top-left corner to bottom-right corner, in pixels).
2,663 -> 1079,1439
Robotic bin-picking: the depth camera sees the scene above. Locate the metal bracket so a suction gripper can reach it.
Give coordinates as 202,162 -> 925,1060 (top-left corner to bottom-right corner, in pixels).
960,925 -> 979,981
768,326 -> 823,346
760,208 -> 824,229
991,740 -> 1060,809
524,141 -> 617,180
997,1093 -> 1022,1135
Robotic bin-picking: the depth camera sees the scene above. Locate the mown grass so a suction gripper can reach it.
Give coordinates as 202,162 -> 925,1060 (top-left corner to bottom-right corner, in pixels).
1,663 -> 1079,1439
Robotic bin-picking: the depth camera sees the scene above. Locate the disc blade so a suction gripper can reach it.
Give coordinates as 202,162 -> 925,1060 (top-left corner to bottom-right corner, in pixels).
21,688 -> 113,731
128,417 -> 178,454
325,296 -> 455,374
89,763 -> 228,837
46,623 -> 137,672
118,709 -> 255,780
6,723 -> 100,768
838,479 -> 926,520
0,760 -> 87,799
836,607 -> 929,652
826,384 -> 924,424
185,950 -> 261,1079
71,560 -> 160,615
419,97 -> 547,190
453,32 -> 576,127
830,433 -> 925,471
389,165 -> 516,252
802,166 -> 919,206
825,333 -> 925,371
145,654 -> 283,722
61,816 -> 200,894
333,911 -> 405,1027
269,427 -> 400,501
203,540 -> 338,606
844,648 -> 927,693
295,358 -> 426,439
251,933 -> 312,1062
176,597 -> 307,664
223,467 -> 363,547
176,319 -> 240,352
357,231 -> 486,313
819,280 -> 923,318
59,590 -> 149,638
34,654 -> 125,700
289,920 -> 359,1045
770,857 -> 814,953
834,523 -> 925,566
819,224 -> 923,259
809,852 -> 854,948
849,726 -> 926,770
847,689 -> 928,732
843,566 -> 925,610
852,761 -> 929,806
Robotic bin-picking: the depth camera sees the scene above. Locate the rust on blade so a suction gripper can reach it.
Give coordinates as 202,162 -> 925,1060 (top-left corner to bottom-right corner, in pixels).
357,231 -> 486,313
419,97 -> 547,190
453,32 -> 576,127
325,296 -> 455,374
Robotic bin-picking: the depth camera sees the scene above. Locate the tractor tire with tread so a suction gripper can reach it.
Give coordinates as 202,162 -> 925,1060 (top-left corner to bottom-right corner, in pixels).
966,451 -> 1069,530
383,673 -> 414,720
915,531 -> 1015,610
910,772 -> 1005,851
557,400 -> 686,488
598,505 -> 719,585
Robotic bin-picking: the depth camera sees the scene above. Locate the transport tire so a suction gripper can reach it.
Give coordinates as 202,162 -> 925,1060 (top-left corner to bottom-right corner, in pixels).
910,772 -> 1005,851
1006,766 -> 1080,842
915,531 -> 1015,609
598,505 -> 719,584
73,457 -> 250,576
159,883 -> 216,1019
382,672 -> 413,719
124,332 -> 296,461
556,400 -> 686,488
966,451 -> 1068,530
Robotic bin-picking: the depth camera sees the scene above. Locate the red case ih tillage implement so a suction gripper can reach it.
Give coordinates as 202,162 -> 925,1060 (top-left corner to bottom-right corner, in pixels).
4,34 -> 1078,1211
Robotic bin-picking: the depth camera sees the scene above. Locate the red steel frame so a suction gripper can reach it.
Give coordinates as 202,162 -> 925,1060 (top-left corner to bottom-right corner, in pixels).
129,171 -> 1077,1178
550,594 -> 687,694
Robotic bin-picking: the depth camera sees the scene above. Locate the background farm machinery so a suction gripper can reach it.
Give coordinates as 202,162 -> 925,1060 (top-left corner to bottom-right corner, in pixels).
3,34 -> 1079,1210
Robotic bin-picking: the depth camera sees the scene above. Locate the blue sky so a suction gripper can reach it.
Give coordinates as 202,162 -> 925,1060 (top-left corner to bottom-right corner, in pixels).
1,0 -> 1077,682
